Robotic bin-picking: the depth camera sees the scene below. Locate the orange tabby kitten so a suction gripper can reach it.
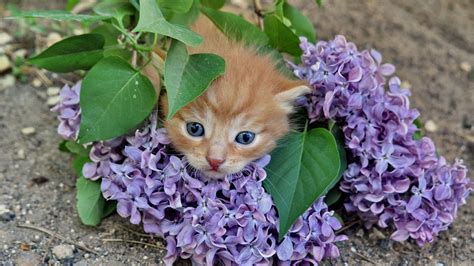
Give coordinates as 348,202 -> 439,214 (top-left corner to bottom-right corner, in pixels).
149,17 -> 310,179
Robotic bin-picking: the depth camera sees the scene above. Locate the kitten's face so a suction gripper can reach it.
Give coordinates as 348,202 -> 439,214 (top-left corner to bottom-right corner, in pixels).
162,77 -> 310,179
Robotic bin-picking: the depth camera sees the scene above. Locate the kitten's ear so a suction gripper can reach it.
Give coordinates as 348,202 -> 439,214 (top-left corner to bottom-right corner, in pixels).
275,80 -> 312,113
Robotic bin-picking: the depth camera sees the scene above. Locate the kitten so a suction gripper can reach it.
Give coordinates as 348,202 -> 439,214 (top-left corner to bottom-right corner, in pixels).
150,16 -> 311,179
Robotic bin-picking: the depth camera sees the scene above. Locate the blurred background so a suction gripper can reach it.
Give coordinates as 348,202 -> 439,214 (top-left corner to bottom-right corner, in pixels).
0,0 -> 472,265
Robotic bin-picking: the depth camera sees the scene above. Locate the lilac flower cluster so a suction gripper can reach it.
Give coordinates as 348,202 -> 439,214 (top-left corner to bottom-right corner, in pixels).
291,35 -> 472,245
52,83 -> 346,264
51,81 -> 81,140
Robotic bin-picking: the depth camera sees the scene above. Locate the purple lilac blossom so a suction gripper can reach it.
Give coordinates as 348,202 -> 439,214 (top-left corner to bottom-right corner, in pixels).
51,82 -> 81,140
291,35 -> 473,246
52,83 -> 346,264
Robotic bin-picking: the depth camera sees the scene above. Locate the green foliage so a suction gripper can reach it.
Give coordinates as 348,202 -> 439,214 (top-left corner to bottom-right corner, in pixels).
66,0 -> 80,11
133,0 -> 202,47
164,41 -> 225,119
413,118 -> 424,140
263,14 -> 301,56
282,3 -> 316,43
157,0 -> 194,14
11,10 -> 110,23
76,176 -> 112,226
201,7 -> 269,46
18,0 -> 342,232
169,0 -> 201,26
264,128 -> 342,239
93,0 -> 135,25
29,34 -> 105,73
200,0 -> 226,9
78,56 -> 157,143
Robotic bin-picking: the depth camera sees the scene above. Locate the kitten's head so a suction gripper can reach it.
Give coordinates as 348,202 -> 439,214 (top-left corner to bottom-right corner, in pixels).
162,50 -> 310,178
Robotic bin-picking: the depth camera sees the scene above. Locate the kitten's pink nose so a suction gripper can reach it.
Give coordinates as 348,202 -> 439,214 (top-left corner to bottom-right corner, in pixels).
206,157 -> 225,170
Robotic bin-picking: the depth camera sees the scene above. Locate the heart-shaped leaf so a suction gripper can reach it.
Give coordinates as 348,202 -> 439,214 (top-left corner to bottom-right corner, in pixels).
29,34 -> 105,73
133,0 -> 202,47
264,128 -> 342,240
78,56 -> 157,143
201,7 -> 269,46
164,41 -> 225,119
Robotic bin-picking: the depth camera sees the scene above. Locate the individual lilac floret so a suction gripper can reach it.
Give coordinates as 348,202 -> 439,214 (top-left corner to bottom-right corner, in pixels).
292,35 -> 473,245
53,82 -> 347,265
51,82 -> 81,140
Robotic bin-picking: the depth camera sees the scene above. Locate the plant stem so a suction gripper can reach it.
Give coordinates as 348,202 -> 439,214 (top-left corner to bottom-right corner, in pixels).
253,0 -> 264,30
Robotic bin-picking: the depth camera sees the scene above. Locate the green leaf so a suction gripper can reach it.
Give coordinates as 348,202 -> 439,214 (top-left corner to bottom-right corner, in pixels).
11,10 -> 110,23
93,1 -> 135,24
76,176 -> 107,226
264,128 -> 341,240
201,7 -> 269,46
283,3 -> 316,43
157,0 -> 193,14
200,0 -> 225,9
91,24 -> 121,46
103,200 -> 117,218
91,24 -> 132,60
263,14 -> 301,56
413,118 -> 423,140
66,0 -> 80,11
164,41 -> 225,119
133,0 -> 202,47
59,140 -> 70,153
329,123 -> 347,190
169,0 -> 201,26
72,156 -> 91,176
65,141 -> 90,157
29,34 -> 105,73
324,187 -> 342,206
78,56 -> 157,143
315,0 -> 323,7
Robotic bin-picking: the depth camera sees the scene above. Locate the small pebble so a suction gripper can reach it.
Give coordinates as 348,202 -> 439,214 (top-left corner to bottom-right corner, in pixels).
0,32 -> 13,45
471,232 -> 474,240
424,120 -> 438,132
84,253 -> 90,259
369,228 -> 386,240
32,78 -> 42,88
0,75 -> 15,89
350,247 -> 357,253
21,127 -> 36,136
13,49 -> 27,59
0,55 -> 11,73
47,95 -> 60,106
460,62 -> 472,73
356,229 -> 364,237
46,87 -> 60,96
400,81 -> 412,89
436,262 -> 445,266
52,244 -> 75,260
17,149 -> 25,160
143,256 -> 149,260
46,32 -> 62,47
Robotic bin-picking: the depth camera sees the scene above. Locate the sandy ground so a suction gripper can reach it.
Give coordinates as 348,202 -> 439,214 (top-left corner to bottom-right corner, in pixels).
0,0 -> 473,265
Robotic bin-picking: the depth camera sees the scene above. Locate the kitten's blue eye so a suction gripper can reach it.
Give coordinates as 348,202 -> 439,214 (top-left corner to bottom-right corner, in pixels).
186,122 -> 205,137
235,131 -> 255,145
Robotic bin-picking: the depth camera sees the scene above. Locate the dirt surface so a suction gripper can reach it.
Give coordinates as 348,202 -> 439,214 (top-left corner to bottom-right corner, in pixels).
0,0 -> 473,265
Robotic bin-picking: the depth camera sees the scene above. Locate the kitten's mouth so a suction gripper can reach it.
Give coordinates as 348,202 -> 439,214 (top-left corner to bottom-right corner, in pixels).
201,168 -> 228,179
